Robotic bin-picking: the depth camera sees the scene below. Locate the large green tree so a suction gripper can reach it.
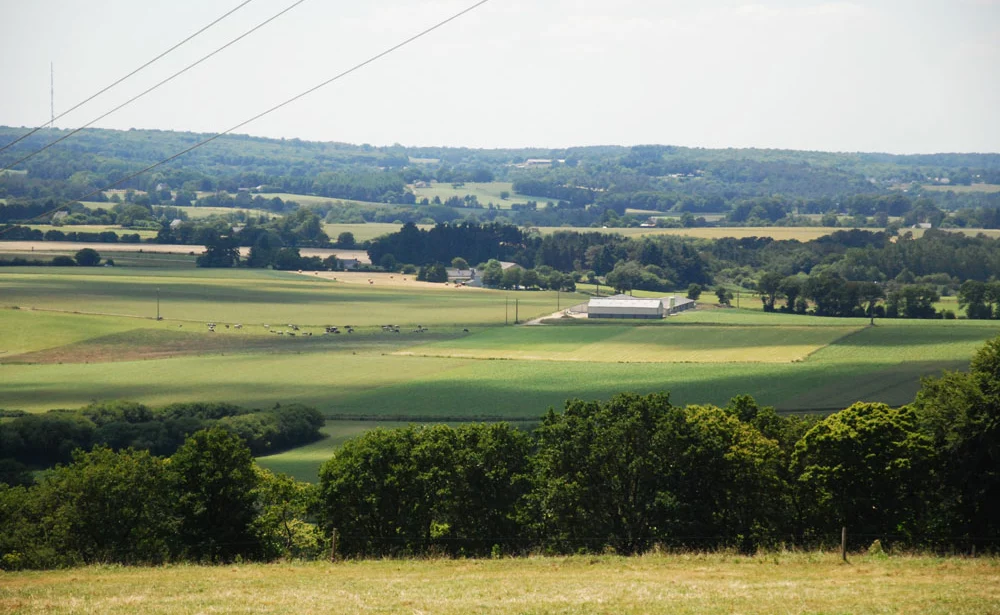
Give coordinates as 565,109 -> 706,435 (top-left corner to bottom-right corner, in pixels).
168,427 -> 261,561
792,402 -> 932,541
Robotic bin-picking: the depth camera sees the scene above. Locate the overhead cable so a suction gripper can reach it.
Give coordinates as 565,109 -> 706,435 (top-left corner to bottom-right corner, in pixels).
72,0 -> 493,203
1,0 -> 308,173
0,0 -> 257,156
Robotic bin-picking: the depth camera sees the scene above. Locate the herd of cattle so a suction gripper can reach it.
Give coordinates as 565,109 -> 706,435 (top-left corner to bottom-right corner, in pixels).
198,322 -> 471,336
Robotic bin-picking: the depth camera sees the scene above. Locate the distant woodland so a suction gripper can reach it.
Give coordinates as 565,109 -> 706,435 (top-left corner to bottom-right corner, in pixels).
4,127 -> 1000,316
2,126 -> 1000,233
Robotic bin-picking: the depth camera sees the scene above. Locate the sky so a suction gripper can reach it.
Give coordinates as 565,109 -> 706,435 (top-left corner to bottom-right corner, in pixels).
0,0 -> 998,154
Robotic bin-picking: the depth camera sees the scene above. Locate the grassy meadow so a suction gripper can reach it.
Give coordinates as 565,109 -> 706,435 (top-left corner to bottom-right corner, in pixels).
2,553 -> 997,615
322,222 -> 429,242
4,266 -> 1000,481
24,224 -> 159,239
410,181 -> 551,208
923,183 -> 1000,193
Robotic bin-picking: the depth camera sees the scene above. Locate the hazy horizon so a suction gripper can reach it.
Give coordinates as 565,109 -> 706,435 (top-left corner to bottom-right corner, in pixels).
1,1 -> 998,155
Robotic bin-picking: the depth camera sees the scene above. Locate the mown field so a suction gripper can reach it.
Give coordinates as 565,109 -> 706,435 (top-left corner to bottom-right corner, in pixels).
409,181 -> 552,208
2,553 -> 997,615
76,202 -> 277,220
4,266 -> 1000,481
923,183 -> 1000,193
404,324 -> 861,363
322,222 -> 428,242
24,224 -> 159,239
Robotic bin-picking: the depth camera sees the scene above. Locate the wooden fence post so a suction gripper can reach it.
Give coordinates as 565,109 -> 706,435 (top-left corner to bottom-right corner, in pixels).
330,528 -> 338,563
841,527 -> 848,563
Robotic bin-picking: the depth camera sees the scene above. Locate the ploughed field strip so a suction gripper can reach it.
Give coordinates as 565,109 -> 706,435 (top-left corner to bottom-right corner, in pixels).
401,325 -> 864,363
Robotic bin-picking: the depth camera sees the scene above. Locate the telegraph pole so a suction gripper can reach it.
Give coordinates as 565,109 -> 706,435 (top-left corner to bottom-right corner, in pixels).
50,62 -> 54,127
156,287 -> 161,320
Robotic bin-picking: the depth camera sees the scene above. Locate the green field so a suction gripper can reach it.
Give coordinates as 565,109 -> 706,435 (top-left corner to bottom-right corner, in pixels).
410,181 -> 551,208
2,553 -> 997,615
24,224 -> 159,239
253,193 -> 383,209
4,267 -> 1000,482
406,324 -> 861,363
0,250 -> 197,268
322,222 -> 430,242
923,183 -> 1000,193
0,269 -> 575,327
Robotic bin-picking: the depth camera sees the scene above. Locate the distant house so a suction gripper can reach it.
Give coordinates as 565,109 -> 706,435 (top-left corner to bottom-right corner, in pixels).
413,180 -> 431,189
169,218 -> 184,229
498,261 -> 521,271
338,258 -> 360,270
447,268 -> 476,282
51,211 -> 69,221
912,222 -> 932,230
514,159 -> 553,169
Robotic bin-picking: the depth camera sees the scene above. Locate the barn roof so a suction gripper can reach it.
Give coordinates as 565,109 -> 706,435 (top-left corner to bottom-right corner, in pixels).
589,297 -> 663,309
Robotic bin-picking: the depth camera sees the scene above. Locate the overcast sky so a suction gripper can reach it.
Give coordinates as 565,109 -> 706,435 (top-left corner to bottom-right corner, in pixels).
1,0 -> 997,153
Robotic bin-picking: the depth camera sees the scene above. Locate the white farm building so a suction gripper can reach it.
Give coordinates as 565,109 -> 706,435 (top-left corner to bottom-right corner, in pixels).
586,294 -> 695,319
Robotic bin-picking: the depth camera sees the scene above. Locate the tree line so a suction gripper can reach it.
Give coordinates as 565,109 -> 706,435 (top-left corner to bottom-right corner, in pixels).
3,337 -> 999,568
0,400 -> 324,485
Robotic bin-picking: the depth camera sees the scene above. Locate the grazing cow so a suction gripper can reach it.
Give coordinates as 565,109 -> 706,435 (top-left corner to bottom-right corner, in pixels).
463,328 -> 469,333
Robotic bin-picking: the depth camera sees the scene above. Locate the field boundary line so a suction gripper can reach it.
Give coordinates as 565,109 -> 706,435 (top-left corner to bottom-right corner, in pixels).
798,324 -> 870,362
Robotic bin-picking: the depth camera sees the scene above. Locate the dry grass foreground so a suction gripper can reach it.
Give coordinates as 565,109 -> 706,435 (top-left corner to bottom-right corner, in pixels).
2,553 -> 998,614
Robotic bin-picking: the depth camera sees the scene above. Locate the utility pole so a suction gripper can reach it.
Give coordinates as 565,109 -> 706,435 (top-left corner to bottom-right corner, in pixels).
50,62 -> 54,128
505,296 -> 509,325
557,288 -> 560,311
156,287 -> 161,320
515,299 -> 519,324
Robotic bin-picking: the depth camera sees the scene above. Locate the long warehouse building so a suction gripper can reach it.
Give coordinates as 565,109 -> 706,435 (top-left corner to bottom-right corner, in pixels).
587,294 -> 696,319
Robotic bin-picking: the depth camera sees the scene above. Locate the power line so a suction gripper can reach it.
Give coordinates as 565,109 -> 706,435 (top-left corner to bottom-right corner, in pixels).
0,0 -> 257,156
71,0 -> 493,204
0,0 -> 492,238
1,0 -> 307,173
